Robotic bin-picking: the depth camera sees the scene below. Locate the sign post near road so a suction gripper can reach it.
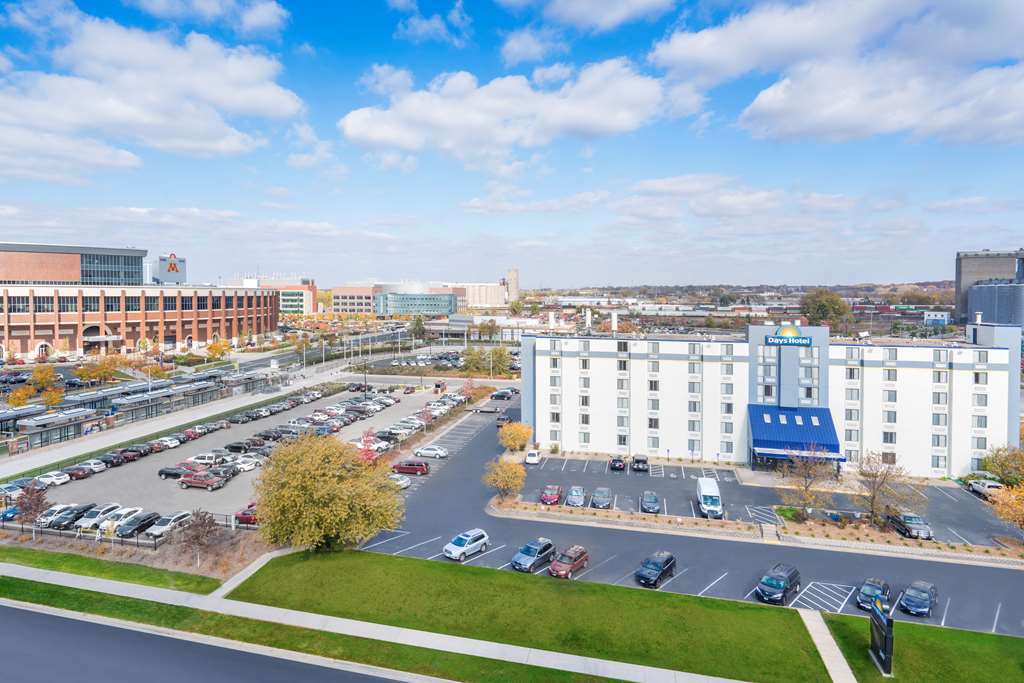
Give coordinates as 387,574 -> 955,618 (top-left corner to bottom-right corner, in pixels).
869,598 -> 895,677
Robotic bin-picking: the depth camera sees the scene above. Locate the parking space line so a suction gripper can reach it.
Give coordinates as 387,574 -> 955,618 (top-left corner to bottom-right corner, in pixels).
497,562 -> 511,570
795,592 -> 834,612
663,501 -> 669,516
463,544 -> 506,565
561,458 -> 568,471
657,567 -> 688,591
392,536 -> 441,555
574,554 -> 618,580
360,531 -> 410,550
941,598 -> 950,626
532,564 -> 550,575
613,494 -> 618,509
698,572 -> 728,596
744,587 -> 757,600
906,485 -> 929,501
539,458 -> 548,470
690,500 -> 696,518
603,460 -> 609,474
931,486 -> 958,502
992,603 -> 1001,633
947,527 -> 971,545
583,460 -> 589,473
612,569 -> 636,585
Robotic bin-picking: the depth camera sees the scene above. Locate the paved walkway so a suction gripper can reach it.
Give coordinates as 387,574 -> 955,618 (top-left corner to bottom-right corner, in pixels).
0,562 -> 740,683
798,609 -> 856,683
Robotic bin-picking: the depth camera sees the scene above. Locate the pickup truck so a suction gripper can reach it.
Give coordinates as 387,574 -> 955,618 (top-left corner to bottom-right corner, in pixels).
179,471 -> 226,491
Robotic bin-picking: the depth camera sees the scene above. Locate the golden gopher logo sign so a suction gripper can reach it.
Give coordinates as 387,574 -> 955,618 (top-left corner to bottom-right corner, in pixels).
166,253 -> 179,273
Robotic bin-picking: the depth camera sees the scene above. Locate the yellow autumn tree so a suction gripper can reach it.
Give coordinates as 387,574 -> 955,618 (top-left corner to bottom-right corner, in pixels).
30,365 -> 59,392
483,459 -> 526,500
205,339 -> 232,360
40,387 -> 65,408
992,485 -> 1024,533
6,385 -> 36,407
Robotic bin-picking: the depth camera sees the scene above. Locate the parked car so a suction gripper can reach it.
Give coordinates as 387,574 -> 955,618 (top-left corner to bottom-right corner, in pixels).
565,485 -> 587,507
442,528 -> 490,562
157,437 -> 181,449
539,484 -> 563,505
180,471 -> 226,491
145,511 -> 192,538
99,507 -> 143,534
856,578 -> 892,611
490,390 -> 513,400
0,505 -> 18,521
898,581 -> 938,617
97,453 -> 126,469
235,456 -> 261,472
511,537 -> 555,572
640,490 -> 662,514
414,445 -> 449,459
61,465 -> 93,480
50,503 -> 98,530
234,504 -> 258,525
146,440 -> 167,453
225,442 -> 249,454
887,509 -> 934,540
387,473 -> 411,490
609,456 -> 626,471
116,512 -> 161,538
631,455 -> 650,472
392,460 -> 430,476
78,459 -> 108,474
495,415 -> 511,426
36,504 -> 74,528
634,551 -> 676,588
37,471 -> 72,487
524,450 -> 541,465
117,448 -> 142,462
159,462 -> 204,480
209,463 -> 240,480
548,545 -> 588,579
590,487 -> 613,509
74,502 -> 122,530
188,452 -> 228,467
755,563 -> 801,605
968,479 -> 1004,501
228,413 -> 251,424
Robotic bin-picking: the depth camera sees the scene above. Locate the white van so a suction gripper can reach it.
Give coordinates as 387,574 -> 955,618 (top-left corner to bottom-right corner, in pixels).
697,477 -> 723,518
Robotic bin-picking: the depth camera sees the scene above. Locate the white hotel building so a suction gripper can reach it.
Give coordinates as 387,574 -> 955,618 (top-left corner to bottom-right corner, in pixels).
521,322 -> 1021,478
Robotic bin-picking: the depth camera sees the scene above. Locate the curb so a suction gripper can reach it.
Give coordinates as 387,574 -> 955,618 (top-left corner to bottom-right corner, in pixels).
779,533 -> 1024,571
212,547 -> 299,599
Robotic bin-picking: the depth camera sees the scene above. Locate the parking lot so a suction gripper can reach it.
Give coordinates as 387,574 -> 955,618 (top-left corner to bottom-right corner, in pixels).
43,385 -> 460,517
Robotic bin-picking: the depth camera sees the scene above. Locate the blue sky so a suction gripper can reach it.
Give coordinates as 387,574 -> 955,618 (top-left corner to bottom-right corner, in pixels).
1,1 -> 1022,288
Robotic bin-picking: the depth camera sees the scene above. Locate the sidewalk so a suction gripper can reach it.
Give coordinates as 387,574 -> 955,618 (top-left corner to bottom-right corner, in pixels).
798,610 -> 856,683
0,562 -> 740,683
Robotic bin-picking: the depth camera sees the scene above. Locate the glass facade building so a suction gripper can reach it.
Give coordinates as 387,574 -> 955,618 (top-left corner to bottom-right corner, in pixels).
80,253 -> 144,286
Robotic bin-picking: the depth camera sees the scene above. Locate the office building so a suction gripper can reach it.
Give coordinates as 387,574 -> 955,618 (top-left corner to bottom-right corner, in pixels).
374,291 -> 457,317
522,322 -> 1020,478
967,255 -> 1024,326
955,249 -> 1024,320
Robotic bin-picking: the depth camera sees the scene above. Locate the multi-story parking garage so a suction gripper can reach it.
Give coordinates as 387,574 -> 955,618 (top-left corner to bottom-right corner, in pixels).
0,243 -> 278,357
521,321 -> 1021,478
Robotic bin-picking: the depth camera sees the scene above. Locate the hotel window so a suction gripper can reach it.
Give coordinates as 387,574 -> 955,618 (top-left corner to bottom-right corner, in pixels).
125,296 -> 140,312
688,382 -> 701,393
845,388 -> 860,401
617,415 -> 629,427
932,370 -> 948,383
720,441 -> 734,454
884,348 -> 898,361
181,296 -> 193,311
721,402 -> 733,414
688,400 -> 700,412
580,395 -> 590,407
648,360 -> 659,373
931,434 -> 947,447
974,371 -> 987,385
617,360 -> 628,371
721,421 -> 733,434
845,429 -> 860,442
579,413 -> 590,425
580,358 -> 590,370
579,377 -> 590,389
688,361 -> 700,373
246,295 -> 253,308
972,415 -> 988,428
648,379 -> 659,392
550,412 -> 561,424
551,339 -> 561,352
974,350 -> 988,364
883,410 -> 897,424
883,369 -> 898,382
58,296 -> 77,313
688,420 -> 701,432
762,384 -> 775,398
617,434 -> 629,447
224,295 -> 233,309
882,452 -> 896,464
722,363 -> 734,376
802,387 -> 816,399
973,393 -> 988,407
648,341 -> 660,354
883,390 -> 897,403
580,340 -> 590,353
649,398 -> 660,411
688,343 -> 700,354
845,449 -> 859,459
722,343 -> 734,356
933,349 -> 948,363
550,357 -> 559,369
236,295 -> 244,308
82,296 -> 100,312
882,431 -> 896,444
617,378 -> 629,391
551,430 -> 560,441
616,397 -> 629,409
648,436 -> 660,449
104,297 -> 120,312
932,413 -> 948,426
721,383 -> 734,396
145,296 -> 159,311
932,455 -> 948,469
845,347 -> 861,361
163,296 -> 177,311
197,296 -> 208,310
845,367 -> 860,380
579,432 -> 590,445
688,439 -> 701,452
549,394 -> 560,405
648,417 -> 660,429
845,408 -> 860,421
933,391 -> 948,405
32,296 -> 53,313
972,436 -> 988,450
617,341 -> 628,352
549,376 -> 560,387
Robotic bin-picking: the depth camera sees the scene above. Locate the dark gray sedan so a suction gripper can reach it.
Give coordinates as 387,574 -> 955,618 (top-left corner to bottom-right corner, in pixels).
590,487 -> 613,509
510,537 -> 555,572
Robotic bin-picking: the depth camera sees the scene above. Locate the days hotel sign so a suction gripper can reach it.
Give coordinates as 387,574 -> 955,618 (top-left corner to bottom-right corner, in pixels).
765,324 -> 812,347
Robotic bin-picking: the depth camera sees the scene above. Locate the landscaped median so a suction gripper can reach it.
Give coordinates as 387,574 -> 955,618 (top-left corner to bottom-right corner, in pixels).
0,577 -> 604,683
0,545 -> 221,594
824,613 -> 1024,682
228,549 -> 830,682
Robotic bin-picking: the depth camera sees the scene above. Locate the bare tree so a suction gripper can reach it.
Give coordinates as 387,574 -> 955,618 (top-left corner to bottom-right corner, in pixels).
15,484 -> 50,524
179,509 -> 218,568
856,451 -> 925,526
777,451 -> 835,519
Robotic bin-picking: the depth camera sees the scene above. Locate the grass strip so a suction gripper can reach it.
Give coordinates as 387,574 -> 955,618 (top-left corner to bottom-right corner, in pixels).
824,613 -> 1024,681
0,545 -> 221,594
0,576 -> 605,682
229,550 -> 829,683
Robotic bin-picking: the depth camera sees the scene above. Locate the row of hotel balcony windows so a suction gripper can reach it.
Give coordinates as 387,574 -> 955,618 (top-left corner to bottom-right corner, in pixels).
845,347 -> 988,364
549,375 -> 735,396
553,357 -> 737,375
843,387 -> 988,406
844,428 -> 988,451
0,294 -> 261,314
555,411 -> 736,434
557,394 -> 735,414
547,430 -> 731,454
553,340 -> 737,356
843,409 -> 988,428
844,367 -> 989,384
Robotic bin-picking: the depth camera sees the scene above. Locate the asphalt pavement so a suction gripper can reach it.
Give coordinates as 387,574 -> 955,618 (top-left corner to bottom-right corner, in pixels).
0,604 -> 399,683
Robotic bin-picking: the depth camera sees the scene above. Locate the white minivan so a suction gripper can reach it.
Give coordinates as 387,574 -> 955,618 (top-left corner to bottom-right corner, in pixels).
697,477 -> 723,518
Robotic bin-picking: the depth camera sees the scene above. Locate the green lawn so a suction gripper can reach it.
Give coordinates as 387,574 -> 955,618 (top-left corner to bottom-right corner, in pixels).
229,550 -> 829,683
0,545 -> 221,594
825,613 -> 1024,682
0,577 -> 604,683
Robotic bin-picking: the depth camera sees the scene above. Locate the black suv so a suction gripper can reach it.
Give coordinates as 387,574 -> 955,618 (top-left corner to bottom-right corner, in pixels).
634,551 -> 676,588
98,452 -> 126,468
755,563 -> 801,605
50,503 -> 98,530
856,578 -> 892,611
631,455 -> 649,472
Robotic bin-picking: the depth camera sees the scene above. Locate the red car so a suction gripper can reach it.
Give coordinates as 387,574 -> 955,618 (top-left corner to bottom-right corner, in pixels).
609,457 -> 626,471
117,448 -> 141,462
549,545 -> 589,579
146,440 -> 166,453
539,484 -> 563,505
183,428 -> 203,440
392,460 -> 430,476
61,465 -> 92,480
179,471 -> 226,491
234,504 -> 258,525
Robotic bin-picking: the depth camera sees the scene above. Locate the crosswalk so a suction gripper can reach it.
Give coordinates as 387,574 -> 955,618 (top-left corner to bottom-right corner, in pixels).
792,582 -> 857,613
746,505 -> 783,525
649,464 -> 665,478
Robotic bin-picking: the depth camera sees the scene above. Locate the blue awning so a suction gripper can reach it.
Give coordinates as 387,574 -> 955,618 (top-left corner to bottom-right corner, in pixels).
748,404 -> 841,458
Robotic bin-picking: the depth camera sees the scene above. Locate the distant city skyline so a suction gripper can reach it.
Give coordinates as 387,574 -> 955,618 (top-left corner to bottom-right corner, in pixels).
0,1 -> 1021,287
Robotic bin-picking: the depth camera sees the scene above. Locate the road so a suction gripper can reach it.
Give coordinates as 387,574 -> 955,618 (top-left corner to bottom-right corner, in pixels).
0,604 -> 399,682
363,396 -> 1024,638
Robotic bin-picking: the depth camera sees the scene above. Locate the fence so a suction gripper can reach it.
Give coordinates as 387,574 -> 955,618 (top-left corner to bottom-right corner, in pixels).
0,518 -> 169,549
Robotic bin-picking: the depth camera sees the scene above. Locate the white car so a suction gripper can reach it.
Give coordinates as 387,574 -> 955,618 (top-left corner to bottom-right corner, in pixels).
158,437 -> 181,448
404,416 -> 426,427
188,453 -> 222,467
145,511 -> 192,538
37,471 -> 71,487
390,360 -> 400,366
524,450 -> 542,465
98,507 -> 143,534
235,456 -> 261,472
36,504 -> 74,528
388,473 -> 411,490
0,483 -> 23,501
75,502 -> 122,530
443,528 -> 490,562
968,479 -> 1004,500
414,445 -> 449,459
78,459 -> 108,473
